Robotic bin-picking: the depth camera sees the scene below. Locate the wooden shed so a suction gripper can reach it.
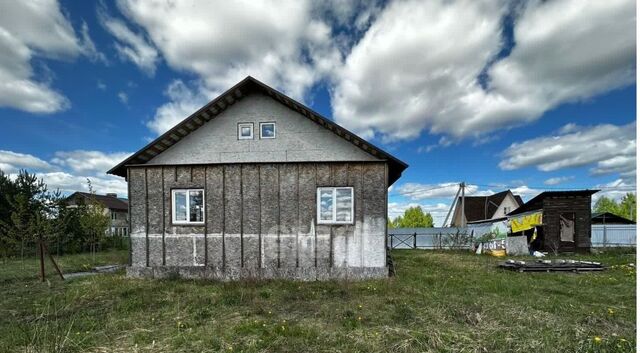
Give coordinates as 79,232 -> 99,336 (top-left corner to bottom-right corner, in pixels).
507,190 -> 599,253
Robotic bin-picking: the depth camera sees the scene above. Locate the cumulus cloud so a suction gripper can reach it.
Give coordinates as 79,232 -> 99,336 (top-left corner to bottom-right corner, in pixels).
388,202 -> 450,226
0,1 -> 104,113
38,172 -> 128,196
332,0 -> 635,141
394,182 -> 481,201
99,10 -> 158,75
108,0 -> 341,134
146,80 -> 213,135
593,179 -> 636,201
500,122 -> 636,181
0,150 -> 53,173
51,150 -> 132,175
544,176 -> 574,186
1,149 -> 130,196
117,91 -> 128,104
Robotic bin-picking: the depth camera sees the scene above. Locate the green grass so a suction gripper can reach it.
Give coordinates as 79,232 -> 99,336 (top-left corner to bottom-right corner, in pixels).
0,249 -> 635,352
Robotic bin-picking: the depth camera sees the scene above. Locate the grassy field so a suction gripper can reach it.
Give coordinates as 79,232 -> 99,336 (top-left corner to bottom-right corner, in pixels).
0,249 -> 635,353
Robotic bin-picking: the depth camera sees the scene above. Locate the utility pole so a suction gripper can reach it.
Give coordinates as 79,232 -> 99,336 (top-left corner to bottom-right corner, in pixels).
460,182 -> 466,227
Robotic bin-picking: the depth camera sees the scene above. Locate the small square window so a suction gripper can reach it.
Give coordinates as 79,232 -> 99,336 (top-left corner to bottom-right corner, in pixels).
238,123 -> 254,139
260,122 -> 276,139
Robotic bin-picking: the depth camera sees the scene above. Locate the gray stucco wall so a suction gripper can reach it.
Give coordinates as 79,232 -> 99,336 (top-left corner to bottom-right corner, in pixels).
127,162 -> 388,280
146,92 -> 379,165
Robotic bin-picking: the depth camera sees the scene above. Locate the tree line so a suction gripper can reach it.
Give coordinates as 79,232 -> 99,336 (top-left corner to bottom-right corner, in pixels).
0,169 -> 114,260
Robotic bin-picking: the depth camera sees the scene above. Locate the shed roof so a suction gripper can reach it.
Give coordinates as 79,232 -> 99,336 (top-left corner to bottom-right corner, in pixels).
107,76 -> 408,185
66,192 -> 129,211
508,190 -> 599,216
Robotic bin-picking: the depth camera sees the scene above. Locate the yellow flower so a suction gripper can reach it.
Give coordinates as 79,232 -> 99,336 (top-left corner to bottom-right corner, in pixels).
358,304 -> 363,309
608,308 -> 615,315
594,336 -> 602,344
358,316 -> 362,321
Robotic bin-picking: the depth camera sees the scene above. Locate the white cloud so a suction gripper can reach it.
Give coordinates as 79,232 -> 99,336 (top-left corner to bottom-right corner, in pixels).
0,150 -> 52,173
38,172 -> 128,196
146,80 -> 213,135
500,123 -> 636,181
388,202 -> 450,226
544,176 -> 574,186
117,91 -> 128,104
0,1 -> 104,113
109,0 -> 341,134
332,0 -> 635,141
1,148 -> 129,196
51,150 -> 132,175
97,80 -> 107,90
99,11 -> 158,75
394,182 -> 480,201
593,179 -> 636,201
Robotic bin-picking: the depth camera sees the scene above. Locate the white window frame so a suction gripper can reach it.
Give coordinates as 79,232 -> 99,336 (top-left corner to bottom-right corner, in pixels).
172,189 -> 205,225
259,122 -> 276,139
316,187 -> 354,224
238,122 -> 254,140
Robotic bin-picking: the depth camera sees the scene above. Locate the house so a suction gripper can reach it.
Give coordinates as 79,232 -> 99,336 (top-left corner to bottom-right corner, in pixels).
108,76 -> 408,280
591,212 -> 635,225
507,190 -> 598,253
450,190 -> 523,226
65,192 -> 129,236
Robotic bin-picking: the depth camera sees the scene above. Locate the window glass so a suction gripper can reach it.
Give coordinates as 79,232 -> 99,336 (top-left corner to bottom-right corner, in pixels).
260,122 -> 275,138
174,191 -> 188,221
335,188 -> 353,222
238,123 -> 253,139
189,190 -> 204,222
319,188 -> 334,221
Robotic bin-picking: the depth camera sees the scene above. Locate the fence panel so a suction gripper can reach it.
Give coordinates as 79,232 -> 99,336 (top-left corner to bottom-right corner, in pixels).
591,225 -> 636,247
388,227 -> 469,249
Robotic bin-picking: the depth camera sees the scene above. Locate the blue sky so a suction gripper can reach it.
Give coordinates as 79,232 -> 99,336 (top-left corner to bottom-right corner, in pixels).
0,0 -> 636,224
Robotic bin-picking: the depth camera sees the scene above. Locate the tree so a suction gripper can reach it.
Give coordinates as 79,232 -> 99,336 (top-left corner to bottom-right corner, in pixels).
593,193 -> 636,221
79,179 -> 110,262
389,206 -> 434,228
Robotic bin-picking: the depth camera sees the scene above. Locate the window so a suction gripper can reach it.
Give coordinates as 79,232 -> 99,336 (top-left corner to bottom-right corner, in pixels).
260,122 -> 276,139
504,207 -> 510,214
238,123 -> 254,139
317,187 -> 354,224
172,189 -> 205,224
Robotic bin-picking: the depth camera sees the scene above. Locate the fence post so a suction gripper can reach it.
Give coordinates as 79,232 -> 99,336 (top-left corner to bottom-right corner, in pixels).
390,234 -> 394,249
413,232 -> 417,249
603,224 -> 607,248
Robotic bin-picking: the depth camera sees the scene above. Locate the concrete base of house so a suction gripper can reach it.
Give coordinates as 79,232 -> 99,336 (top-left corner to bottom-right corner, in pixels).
126,265 -> 389,281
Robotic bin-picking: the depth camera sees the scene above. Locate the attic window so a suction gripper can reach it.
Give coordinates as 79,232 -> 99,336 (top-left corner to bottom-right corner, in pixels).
238,123 -> 253,139
260,122 -> 276,139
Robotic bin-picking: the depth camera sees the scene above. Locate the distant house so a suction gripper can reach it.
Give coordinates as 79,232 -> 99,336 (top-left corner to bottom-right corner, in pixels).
507,190 -> 598,253
451,190 -> 523,226
65,192 -> 129,236
108,76 -> 407,280
591,212 -> 635,225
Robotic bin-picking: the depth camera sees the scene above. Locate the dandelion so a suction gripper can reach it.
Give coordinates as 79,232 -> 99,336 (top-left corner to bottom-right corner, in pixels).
594,336 -> 602,344
608,308 -> 615,315
358,304 -> 363,309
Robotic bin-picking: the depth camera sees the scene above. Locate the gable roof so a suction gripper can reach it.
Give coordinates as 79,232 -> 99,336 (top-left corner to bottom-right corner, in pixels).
508,190 -> 599,216
107,76 -> 408,184
591,212 -> 635,224
457,190 -> 522,222
66,192 -> 128,211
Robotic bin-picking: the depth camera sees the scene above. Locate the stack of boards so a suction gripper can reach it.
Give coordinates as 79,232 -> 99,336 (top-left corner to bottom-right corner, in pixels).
499,259 -> 605,273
